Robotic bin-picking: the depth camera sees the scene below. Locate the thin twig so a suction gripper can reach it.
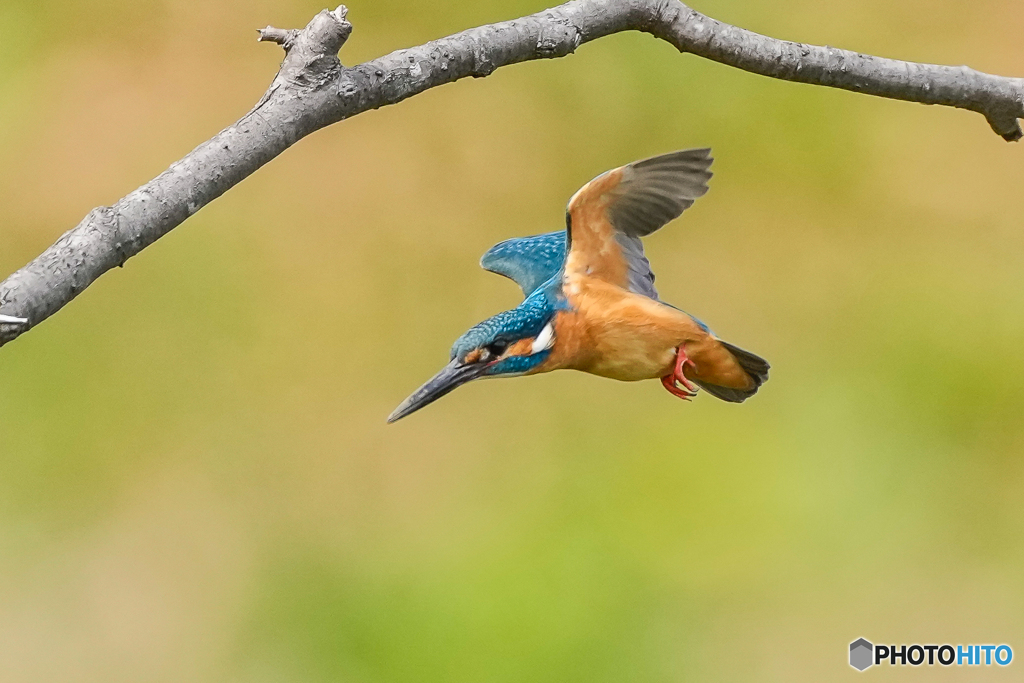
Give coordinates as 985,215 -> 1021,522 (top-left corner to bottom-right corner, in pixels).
257,27 -> 298,48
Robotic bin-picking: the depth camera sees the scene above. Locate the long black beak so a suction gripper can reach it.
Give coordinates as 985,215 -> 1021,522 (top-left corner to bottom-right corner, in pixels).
387,358 -> 488,423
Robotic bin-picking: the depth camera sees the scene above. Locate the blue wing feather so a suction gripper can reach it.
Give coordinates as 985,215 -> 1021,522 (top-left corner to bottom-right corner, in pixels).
479,229 -> 689,324
480,231 -> 567,297
480,230 -> 667,304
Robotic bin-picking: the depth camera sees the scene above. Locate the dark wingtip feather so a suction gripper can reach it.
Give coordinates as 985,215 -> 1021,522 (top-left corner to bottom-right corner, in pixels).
608,148 -> 714,237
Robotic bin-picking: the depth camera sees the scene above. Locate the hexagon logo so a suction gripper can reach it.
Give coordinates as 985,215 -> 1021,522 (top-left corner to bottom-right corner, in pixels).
850,638 -> 874,671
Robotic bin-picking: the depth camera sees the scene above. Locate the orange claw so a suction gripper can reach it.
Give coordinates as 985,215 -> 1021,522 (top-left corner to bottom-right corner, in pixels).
661,346 -> 699,400
661,374 -> 696,400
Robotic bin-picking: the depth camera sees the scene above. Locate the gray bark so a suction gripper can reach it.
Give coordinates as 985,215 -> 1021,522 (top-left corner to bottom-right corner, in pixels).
1,1 -> 1021,347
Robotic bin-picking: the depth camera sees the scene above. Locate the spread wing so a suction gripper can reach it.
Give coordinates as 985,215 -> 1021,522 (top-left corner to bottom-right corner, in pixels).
564,148 -> 712,299
480,231 -> 566,297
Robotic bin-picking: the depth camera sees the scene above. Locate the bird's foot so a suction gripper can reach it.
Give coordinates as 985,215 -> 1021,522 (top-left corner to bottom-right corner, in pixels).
660,346 -> 698,401
661,374 -> 697,400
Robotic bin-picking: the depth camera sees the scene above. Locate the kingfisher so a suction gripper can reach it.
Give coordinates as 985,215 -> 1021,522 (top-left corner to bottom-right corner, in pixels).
388,149 -> 769,423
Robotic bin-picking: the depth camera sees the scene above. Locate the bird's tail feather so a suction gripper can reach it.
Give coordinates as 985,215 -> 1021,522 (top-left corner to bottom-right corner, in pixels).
694,341 -> 769,403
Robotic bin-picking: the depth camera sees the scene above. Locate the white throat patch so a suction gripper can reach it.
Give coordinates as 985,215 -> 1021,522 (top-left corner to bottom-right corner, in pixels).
531,321 -> 555,355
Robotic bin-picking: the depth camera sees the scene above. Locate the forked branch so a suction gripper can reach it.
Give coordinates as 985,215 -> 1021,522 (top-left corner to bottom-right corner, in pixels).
1,0 -> 1021,346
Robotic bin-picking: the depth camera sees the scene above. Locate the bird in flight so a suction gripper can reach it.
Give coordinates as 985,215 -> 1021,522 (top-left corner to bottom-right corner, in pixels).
389,149 -> 769,423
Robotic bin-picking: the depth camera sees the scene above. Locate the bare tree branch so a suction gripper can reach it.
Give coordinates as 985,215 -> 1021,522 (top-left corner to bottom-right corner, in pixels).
1,0 -> 1021,347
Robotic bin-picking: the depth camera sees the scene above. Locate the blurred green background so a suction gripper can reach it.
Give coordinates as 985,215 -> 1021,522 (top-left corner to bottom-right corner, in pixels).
1,0 -> 1023,680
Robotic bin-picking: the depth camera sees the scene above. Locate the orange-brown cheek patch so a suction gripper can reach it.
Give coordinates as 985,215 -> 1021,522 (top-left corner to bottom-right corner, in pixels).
505,339 -> 534,357
464,349 -> 482,364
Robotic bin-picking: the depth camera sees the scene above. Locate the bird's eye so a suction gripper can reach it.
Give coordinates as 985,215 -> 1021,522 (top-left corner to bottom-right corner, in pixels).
485,341 -> 508,358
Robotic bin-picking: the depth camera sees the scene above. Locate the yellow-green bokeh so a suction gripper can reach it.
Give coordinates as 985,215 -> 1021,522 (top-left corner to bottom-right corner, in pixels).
1,0 -> 1023,680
